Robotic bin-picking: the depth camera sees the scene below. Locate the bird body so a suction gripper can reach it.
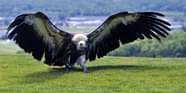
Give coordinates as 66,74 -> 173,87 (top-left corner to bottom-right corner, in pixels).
7,11 -> 171,72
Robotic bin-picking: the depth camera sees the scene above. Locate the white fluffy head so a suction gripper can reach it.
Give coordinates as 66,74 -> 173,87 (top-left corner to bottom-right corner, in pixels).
72,34 -> 88,50
72,34 -> 88,42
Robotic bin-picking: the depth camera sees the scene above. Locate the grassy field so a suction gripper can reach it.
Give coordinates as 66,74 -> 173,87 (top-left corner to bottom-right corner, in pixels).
0,55 -> 186,93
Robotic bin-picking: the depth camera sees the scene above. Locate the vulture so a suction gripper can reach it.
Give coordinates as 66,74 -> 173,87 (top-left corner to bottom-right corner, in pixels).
7,11 -> 171,72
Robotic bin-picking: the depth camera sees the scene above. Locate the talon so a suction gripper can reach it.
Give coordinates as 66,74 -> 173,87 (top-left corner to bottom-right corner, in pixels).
65,64 -> 72,72
81,66 -> 88,73
83,69 -> 89,73
65,68 -> 70,72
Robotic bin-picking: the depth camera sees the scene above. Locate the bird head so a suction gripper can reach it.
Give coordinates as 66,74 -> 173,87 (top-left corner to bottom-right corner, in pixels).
72,34 -> 88,51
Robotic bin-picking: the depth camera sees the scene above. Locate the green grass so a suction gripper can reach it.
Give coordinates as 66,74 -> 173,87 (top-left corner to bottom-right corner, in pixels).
0,55 -> 186,93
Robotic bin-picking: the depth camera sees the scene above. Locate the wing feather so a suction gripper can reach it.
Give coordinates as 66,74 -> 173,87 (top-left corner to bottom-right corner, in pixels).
87,12 -> 171,61
7,12 -> 72,65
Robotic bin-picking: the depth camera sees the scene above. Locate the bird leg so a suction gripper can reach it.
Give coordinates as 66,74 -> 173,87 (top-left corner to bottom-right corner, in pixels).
64,56 -> 73,72
79,61 -> 88,73
77,55 -> 88,73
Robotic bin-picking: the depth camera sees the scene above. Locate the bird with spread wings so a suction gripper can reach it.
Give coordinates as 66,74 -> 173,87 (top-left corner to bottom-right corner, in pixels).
7,11 -> 171,72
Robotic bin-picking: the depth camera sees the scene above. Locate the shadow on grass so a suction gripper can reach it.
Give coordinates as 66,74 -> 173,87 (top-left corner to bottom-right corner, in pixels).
21,64 -> 167,84
21,68 -> 66,84
88,65 -> 167,72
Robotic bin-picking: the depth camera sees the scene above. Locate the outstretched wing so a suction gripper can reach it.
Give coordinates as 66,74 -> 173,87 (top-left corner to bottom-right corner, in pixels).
7,12 -> 72,65
87,12 -> 171,61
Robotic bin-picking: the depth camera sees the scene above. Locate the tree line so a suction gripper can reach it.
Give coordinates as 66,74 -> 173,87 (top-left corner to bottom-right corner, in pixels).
109,31 -> 186,57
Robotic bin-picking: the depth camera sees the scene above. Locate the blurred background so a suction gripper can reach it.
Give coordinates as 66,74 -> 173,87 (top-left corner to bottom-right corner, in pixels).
0,0 -> 186,57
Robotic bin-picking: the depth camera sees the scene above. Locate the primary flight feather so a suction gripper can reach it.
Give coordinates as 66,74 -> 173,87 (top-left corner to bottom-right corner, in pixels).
7,11 -> 171,72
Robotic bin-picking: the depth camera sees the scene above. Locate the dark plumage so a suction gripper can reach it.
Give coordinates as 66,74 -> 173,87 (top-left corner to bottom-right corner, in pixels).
86,12 -> 171,61
7,11 -> 171,72
7,12 -> 73,66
